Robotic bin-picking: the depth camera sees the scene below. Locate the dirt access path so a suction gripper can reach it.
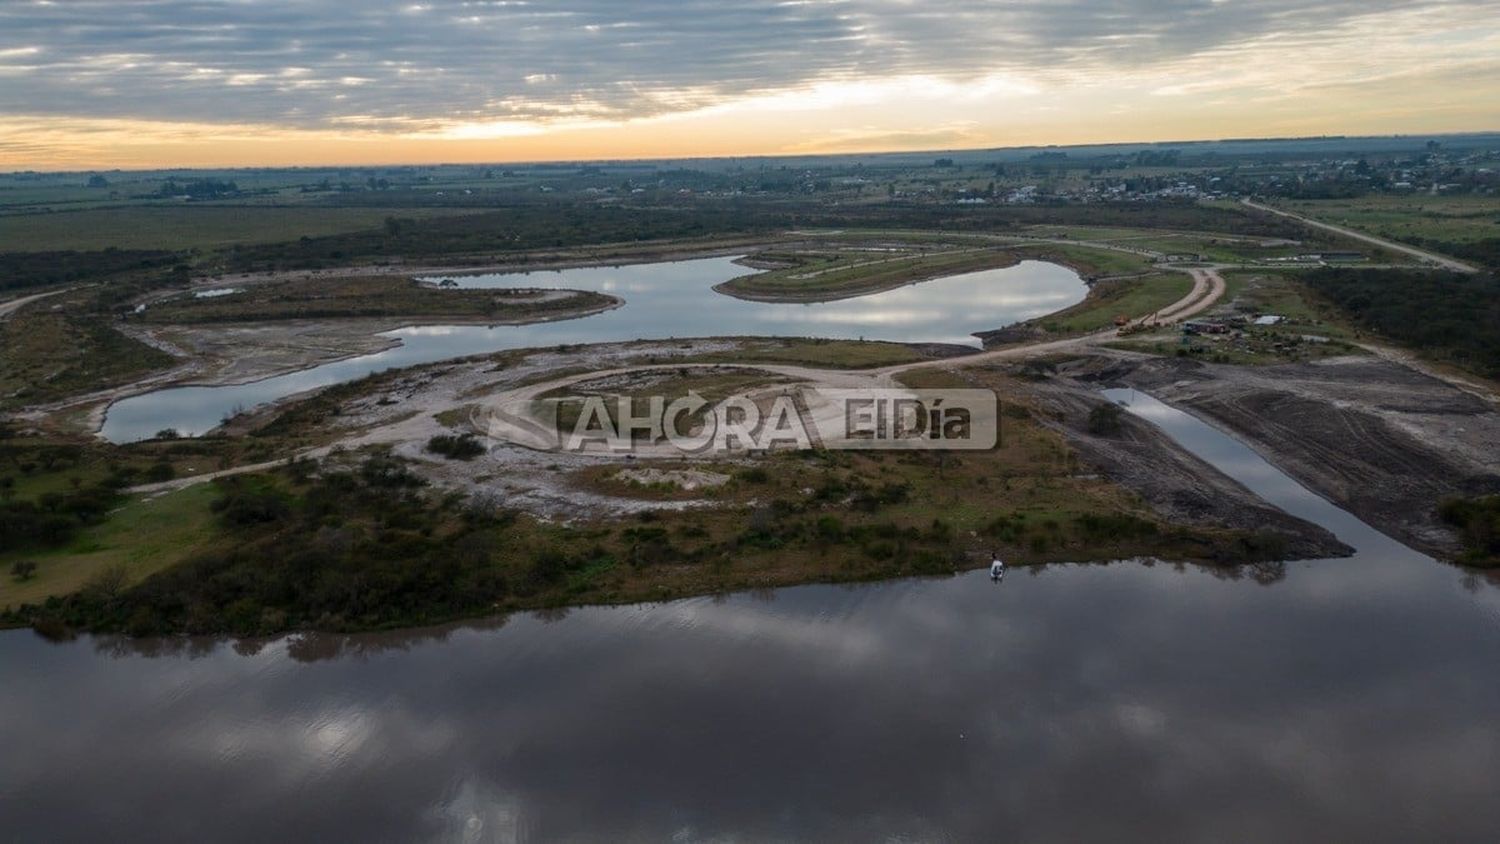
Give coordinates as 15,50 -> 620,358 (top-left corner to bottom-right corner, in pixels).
1242,199 -> 1480,273
874,266 -> 1224,380
0,287 -> 73,320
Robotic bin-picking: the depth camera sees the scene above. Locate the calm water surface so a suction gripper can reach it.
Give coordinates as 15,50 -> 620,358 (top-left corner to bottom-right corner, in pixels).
5,391 -> 1499,841
101,256 -> 1086,441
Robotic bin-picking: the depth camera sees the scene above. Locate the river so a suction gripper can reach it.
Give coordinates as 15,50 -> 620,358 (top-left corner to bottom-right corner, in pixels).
100,256 -> 1086,442
5,389 -> 1498,841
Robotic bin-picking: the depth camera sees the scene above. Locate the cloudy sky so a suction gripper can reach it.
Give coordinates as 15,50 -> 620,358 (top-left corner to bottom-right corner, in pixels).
3,0 -> 1499,169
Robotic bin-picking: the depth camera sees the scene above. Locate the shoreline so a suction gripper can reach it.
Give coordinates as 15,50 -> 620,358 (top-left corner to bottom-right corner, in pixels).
712,250 -> 1028,303
87,295 -> 626,439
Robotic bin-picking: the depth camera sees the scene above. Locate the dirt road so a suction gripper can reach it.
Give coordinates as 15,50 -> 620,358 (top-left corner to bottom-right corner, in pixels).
876,266 -> 1225,379
0,288 -> 71,320
1242,199 -> 1479,273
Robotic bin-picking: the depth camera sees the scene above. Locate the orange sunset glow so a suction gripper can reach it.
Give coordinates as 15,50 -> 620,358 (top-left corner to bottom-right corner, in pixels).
3,1 -> 1499,169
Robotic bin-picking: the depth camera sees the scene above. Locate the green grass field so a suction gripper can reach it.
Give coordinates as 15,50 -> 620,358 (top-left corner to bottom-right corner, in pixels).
1107,270 -> 1367,365
1006,242 -> 1156,277
1219,270 -> 1361,341
1035,272 -> 1194,334
0,484 -> 220,608
721,248 -> 1019,300
697,338 -> 928,368
1281,196 -> 1500,244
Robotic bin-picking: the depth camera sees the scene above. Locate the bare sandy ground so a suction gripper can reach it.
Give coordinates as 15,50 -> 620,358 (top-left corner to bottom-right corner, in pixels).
1099,354 -> 1500,557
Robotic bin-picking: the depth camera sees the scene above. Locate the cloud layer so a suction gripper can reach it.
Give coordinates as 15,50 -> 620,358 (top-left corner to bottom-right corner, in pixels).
3,0 -> 1497,133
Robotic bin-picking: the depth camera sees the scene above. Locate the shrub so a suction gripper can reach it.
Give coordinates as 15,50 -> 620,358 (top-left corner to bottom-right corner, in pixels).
143,461 -> 176,483
1439,495 -> 1500,567
815,515 -> 845,543
735,466 -> 770,484
1087,402 -> 1124,436
1074,513 -> 1158,541
211,490 -> 290,525
426,434 -> 487,461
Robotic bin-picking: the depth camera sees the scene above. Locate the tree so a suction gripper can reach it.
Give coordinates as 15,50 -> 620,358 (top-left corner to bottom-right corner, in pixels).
85,563 -> 129,602
9,560 -> 37,582
86,174 -> 109,189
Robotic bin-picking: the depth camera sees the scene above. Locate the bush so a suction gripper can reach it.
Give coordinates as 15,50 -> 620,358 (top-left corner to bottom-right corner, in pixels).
143,461 -> 176,483
426,434 -> 487,461
210,489 -> 290,525
815,515 -> 845,543
1074,513 -> 1158,541
735,466 -> 770,484
1439,495 -> 1500,567
0,479 -> 124,553
1087,402 -> 1124,436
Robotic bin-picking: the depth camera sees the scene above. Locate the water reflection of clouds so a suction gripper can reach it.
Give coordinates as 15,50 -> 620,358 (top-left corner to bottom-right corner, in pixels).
33,381 -> 1500,838
102,257 -> 1088,440
4,551 -> 1500,841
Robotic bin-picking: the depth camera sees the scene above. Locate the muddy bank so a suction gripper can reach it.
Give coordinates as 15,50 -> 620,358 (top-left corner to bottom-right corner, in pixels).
1025,377 -> 1352,561
1068,354 -> 1500,558
127,294 -> 624,390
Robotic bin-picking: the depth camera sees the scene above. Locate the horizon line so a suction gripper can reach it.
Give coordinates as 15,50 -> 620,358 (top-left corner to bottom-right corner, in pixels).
7,129 -> 1499,177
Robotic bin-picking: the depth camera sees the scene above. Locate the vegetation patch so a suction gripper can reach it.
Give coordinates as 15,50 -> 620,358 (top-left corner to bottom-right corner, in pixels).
137,275 -> 616,324
1032,272 -> 1192,335
0,249 -> 182,293
1304,268 -> 1500,376
1,380 -> 1291,636
688,338 -> 928,369
1439,496 -> 1500,568
719,247 -> 1020,301
426,433 -> 487,460
1,481 -> 220,609
0,310 -> 176,410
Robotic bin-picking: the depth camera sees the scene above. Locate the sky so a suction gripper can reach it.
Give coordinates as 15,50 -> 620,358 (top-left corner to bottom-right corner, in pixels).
2,0 -> 1499,170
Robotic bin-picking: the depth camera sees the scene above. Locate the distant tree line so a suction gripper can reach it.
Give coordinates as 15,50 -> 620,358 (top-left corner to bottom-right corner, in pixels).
1408,237 -> 1500,272
0,250 -> 180,293
222,199 -> 1308,273
157,179 -> 239,199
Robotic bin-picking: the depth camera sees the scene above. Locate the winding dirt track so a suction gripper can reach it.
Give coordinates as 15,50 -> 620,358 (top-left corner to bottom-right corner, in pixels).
876,267 -> 1223,380
1242,199 -> 1479,273
0,288 -> 71,320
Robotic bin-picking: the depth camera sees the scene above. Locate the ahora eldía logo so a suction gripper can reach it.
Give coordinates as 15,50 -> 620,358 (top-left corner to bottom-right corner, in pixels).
477,387 -> 997,454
